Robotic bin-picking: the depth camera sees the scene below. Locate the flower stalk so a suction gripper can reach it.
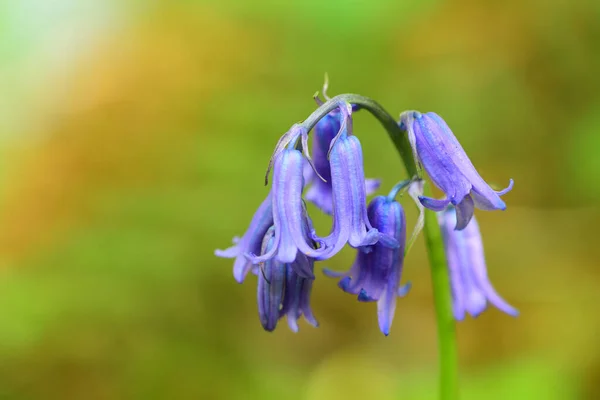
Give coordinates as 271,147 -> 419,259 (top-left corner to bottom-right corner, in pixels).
423,183 -> 459,400
304,94 -> 457,400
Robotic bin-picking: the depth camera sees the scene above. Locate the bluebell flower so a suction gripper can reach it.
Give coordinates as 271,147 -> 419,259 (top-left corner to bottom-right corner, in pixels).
257,227 -> 318,332
325,195 -> 409,335
319,103 -> 396,259
214,193 -> 273,283
439,207 -> 518,320
250,148 -> 328,263
400,111 -> 513,230
279,254 -> 319,332
305,107 -> 380,215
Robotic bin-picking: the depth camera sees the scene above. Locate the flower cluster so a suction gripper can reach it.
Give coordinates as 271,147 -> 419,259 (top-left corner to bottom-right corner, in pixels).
216,94 -> 517,335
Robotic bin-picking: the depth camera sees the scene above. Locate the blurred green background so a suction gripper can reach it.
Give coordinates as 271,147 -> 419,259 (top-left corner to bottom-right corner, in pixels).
0,0 -> 599,399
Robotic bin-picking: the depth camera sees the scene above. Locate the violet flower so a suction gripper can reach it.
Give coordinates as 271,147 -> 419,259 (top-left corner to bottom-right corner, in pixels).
214,193 -> 273,283
305,107 -> 379,215
257,227 -> 318,332
319,103 -> 396,259
439,207 -> 518,320
400,111 -> 513,230
325,195 -> 409,336
250,148 -> 328,264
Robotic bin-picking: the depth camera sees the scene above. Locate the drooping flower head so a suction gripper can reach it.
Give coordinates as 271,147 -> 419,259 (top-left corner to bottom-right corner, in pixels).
400,111 -> 513,230
305,105 -> 380,215
257,227 -> 318,332
319,103 -> 394,259
250,147 -> 328,263
325,194 -> 409,335
438,207 -> 518,320
214,193 -> 273,283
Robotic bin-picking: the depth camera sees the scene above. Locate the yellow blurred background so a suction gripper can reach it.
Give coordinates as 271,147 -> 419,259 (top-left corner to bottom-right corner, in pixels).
0,0 -> 598,399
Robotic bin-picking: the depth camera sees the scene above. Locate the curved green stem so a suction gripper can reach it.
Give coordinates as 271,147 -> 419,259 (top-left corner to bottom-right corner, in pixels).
423,184 -> 459,400
301,94 -> 418,178
302,94 -> 458,400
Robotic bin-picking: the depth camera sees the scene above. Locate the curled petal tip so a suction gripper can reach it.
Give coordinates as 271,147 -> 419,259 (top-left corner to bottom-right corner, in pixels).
338,276 -> 352,292
214,248 -> 225,257
215,246 -> 238,258
496,178 -> 514,196
352,228 -> 381,248
419,196 -> 451,212
397,282 -> 411,297
495,300 -> 519,317
322,268 -> 345,278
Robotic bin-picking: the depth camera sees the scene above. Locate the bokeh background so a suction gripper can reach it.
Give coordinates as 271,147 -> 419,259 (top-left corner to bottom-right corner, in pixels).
1,0 -> 599,399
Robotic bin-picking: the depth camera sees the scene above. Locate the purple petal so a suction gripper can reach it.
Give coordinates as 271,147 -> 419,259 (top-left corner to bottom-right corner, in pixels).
469,184 -> 506,211
299,278 -> 318,327
339,252 -> 371,295
272,149 -> 327,262
280,267 -> 302,333
376,202 -> 405,336
257,231 -> 286,332
397,282 -> 411,297
440,208 -> 518,319
265,124 -> 305,185
346,135 -> 375,248
306,109 -> 380,214
419,196 -> 451,211
439,210 -> 466,320
463,218 -> 519,317
214,246 -> 239,258
318,132 -> 353,259
232,254 -> 253,284
316,106 -> 379,258
496,179 -> 514,196
405,111 -> 514,217
322,268 -> 347,278
455,195 -> 474,230
215,193 -> 274,282
325,196 -> 407,334
411,113 -> 472,202
290,252 -> 315,279
377,233 -> 400,249
365,178 -> 381,195
305,180 -> 334,215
